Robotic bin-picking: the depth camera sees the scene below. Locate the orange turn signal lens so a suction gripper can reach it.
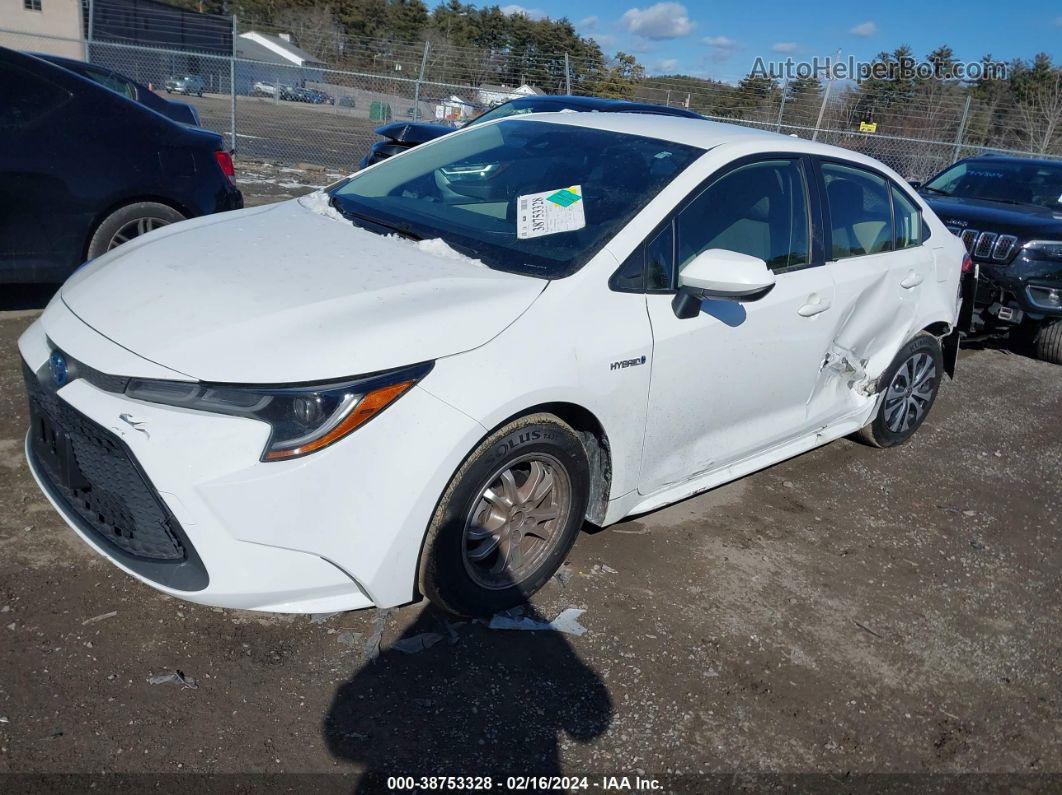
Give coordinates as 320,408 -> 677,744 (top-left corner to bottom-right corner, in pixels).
263,380 -> 417,461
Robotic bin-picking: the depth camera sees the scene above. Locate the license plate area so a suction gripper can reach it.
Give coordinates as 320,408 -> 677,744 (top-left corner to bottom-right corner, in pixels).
30,399 -> 89,492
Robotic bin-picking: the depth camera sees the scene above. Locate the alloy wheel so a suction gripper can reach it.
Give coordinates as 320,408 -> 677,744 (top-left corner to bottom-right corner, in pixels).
462,453 -> 572,590
883,352 -> 936,433
107,217 -> 172,251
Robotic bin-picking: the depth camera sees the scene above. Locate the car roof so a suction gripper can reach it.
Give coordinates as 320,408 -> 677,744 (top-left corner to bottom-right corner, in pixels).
509,111 -> 893,166
506,94 -> 701,118
961,154 -> 1062,169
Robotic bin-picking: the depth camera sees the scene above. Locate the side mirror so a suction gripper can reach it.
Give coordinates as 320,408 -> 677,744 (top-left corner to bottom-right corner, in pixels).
673,249 -> 775,319
907,180 -> 922,190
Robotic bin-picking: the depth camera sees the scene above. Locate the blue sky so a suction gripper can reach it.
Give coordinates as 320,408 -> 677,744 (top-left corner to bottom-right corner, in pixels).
494,1 -> 1062,81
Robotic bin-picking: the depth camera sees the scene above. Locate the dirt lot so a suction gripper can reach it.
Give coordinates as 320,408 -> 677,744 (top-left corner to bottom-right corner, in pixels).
1,185 -> 1060,787
186,93 -> 386,171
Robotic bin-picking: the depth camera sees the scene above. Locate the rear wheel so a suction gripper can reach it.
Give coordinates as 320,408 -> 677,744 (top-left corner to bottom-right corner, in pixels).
87,202 -> 185,259
419,414 -> 590,617
1034,321 -> 1062,365
857,333 -> 943,448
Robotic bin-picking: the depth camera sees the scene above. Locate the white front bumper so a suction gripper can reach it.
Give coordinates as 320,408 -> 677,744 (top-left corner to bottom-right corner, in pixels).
19,308 -> 487,612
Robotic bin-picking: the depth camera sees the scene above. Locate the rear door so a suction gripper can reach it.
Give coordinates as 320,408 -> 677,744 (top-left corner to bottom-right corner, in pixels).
638,155 -> 841,495
806,159 -> 934,426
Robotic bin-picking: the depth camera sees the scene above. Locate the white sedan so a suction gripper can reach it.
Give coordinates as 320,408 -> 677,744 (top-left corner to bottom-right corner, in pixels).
20,113 -> 965,616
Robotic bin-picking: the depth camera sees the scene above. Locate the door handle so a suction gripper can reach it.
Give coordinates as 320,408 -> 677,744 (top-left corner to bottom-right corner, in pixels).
798,294 -> 831,317
900,270 -> 924,289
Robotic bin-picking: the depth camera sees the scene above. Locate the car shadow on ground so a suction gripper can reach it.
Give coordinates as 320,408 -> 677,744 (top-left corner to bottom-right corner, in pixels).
322,600 -> 611,788
0,284 -> 59,312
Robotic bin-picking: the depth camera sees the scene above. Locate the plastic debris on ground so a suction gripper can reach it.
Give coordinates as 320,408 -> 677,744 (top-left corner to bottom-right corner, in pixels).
81,610 -> 117,626
147,671 -> 198,689
309,611 -> 342,624
488,607 -> 587,637
391,632 -> 443,654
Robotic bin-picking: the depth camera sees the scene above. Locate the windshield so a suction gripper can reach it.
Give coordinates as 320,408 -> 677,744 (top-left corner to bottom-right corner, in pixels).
923,160 -> 1062,210
329,119 -> 703,278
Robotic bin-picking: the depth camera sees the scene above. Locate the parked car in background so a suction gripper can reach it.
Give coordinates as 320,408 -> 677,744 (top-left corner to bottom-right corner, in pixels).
20,113 -> 962,617
0,47 -> 242,283
300,87 -> 334,105
35,53 -> 200,126
358,94 -> 705,168
165,74 -> 206,97
916,155 -> 1062,364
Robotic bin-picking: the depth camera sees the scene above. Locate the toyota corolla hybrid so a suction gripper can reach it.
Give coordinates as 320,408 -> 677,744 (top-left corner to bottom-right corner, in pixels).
20,113 -> 964,617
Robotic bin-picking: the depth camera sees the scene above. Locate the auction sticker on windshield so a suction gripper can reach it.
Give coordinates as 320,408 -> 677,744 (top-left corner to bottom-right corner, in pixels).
516,185 -> 585,239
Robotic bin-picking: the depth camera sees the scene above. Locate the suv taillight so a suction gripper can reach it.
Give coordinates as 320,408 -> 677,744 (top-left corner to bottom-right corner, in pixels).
214,150 -> 235,185
961,253 -> 973,274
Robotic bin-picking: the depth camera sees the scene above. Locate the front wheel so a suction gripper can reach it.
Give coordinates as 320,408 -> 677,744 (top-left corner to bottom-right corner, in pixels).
419,414 -> 590,617
87,202 -> 185,259
857,333 -> 943,448
1034,321 -> 1062,365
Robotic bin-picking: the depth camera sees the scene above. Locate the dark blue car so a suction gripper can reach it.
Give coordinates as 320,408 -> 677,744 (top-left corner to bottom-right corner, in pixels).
359,94 -> 705,169
34,52 -> 202,127
0,47 -> 242,283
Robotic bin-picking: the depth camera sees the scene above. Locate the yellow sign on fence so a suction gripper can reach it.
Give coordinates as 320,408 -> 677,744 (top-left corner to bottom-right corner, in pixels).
859,121 -> 878,133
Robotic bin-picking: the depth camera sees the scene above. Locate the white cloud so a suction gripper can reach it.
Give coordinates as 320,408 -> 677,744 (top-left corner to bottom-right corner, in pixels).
500,4 -> 546,20
703,35 -> 734,48
849,21 -> 878,37
771,41 -> 799,54
591,32 -> 617,49
654,57 -> 679,72
620,3 -> 695,40
702,34 -> 736,62
578,16 -> 598,31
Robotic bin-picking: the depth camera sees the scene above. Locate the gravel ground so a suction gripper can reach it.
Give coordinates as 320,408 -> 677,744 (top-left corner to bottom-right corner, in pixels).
0,184 -> 1059,787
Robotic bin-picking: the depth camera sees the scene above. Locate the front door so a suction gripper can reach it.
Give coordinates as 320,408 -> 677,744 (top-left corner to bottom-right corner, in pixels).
638,157 -> 840,496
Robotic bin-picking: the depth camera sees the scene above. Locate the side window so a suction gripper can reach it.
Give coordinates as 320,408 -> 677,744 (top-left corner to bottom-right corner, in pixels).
891,184 -> 923,249
0,63 -> 72,129
646,223 -> 674,290
85,67 -> 137,100
822,162 -> 894,259
675,159 -> 811,276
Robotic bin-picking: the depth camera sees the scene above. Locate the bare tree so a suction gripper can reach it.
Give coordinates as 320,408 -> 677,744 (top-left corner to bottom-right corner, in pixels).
1012,69 -> 1062,153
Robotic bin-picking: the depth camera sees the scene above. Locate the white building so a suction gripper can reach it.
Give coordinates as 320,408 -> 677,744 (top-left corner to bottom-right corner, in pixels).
0,0 -> 84,58
476,83 -> 543,107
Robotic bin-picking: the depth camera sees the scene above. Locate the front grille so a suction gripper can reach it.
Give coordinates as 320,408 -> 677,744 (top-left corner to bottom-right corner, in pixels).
24,363 -> 184,561
947,226 -> 1018,262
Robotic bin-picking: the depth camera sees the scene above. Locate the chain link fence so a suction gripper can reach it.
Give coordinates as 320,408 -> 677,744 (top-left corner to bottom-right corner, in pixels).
4,25 -> 1060,180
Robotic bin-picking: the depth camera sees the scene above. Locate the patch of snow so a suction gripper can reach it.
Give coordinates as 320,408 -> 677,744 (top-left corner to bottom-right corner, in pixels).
297,190 -> 346,222
299,191 -> 487,267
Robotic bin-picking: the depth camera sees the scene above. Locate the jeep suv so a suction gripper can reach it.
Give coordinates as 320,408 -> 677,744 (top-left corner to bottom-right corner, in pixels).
917,155 -> 1062,364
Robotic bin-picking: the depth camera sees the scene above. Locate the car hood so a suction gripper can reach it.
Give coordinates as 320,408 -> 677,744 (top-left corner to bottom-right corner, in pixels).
60,196 -> 546,384
922,194 -> 1062,238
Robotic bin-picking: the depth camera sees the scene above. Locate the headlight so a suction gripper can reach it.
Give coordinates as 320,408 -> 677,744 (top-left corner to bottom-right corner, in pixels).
124,362 -> 432,461
1023,240 -> 1062,261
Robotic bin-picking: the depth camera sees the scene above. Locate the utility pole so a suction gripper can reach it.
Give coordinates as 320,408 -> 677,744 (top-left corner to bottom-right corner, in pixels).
563,52 -> 571,95
230,15 -> 237,153
952,94 -> 972,163
812,49 -> 841,142
413,40 -> 430,121
775,77 -> 788,131
85,0 -> 94,61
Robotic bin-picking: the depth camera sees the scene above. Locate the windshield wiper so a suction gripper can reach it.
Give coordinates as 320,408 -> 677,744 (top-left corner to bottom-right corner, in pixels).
329,196 -> 424,241
920,186 -> 951,196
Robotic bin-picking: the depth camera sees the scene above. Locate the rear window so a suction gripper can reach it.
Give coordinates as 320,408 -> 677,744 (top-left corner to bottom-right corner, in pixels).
0,61 -> 72,129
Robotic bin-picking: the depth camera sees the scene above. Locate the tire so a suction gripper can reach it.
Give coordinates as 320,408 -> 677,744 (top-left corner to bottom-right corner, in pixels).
857,333 -> 943,448
419,413 -> 590,617
1034,321 -> 1062,365
86,202 -> 185,260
